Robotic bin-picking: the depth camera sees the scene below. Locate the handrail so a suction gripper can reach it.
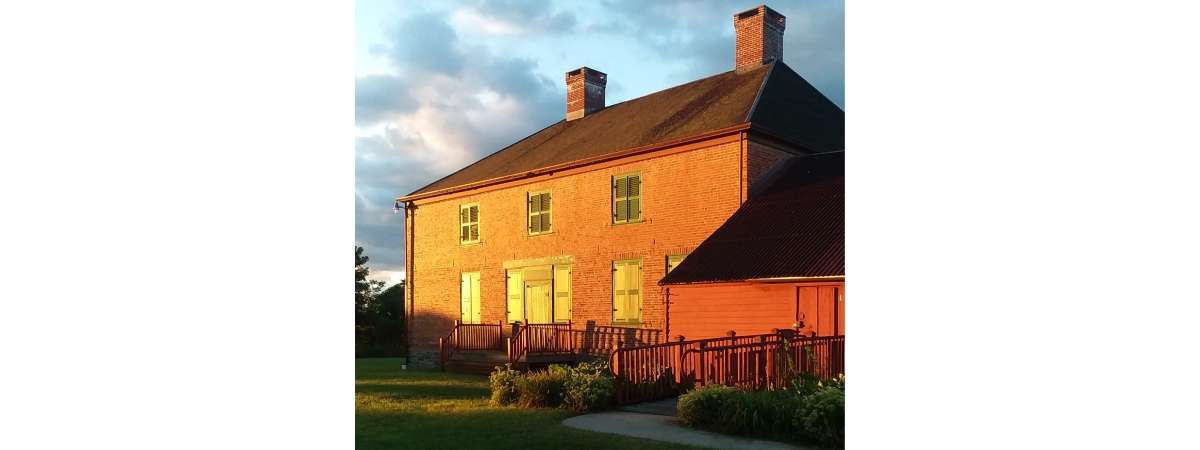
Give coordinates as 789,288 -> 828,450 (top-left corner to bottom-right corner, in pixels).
610,331 -> 845,404
439,320 -> 505,371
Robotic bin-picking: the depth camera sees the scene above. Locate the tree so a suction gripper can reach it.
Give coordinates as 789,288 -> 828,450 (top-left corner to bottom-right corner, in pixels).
356,246 -> 384,314
355,246 -> 401,357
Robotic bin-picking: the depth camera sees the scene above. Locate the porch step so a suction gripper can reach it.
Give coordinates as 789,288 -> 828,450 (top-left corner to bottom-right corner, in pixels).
445,351 -> 509,375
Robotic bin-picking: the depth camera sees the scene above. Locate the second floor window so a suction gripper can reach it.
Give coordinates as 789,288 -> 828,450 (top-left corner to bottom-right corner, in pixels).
459,203 -> 479,244
612,173 -> 642,224
528,191 -> 551,235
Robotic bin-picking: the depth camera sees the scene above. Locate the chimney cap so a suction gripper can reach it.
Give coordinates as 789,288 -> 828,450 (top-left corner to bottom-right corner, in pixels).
565,66 -> 607,84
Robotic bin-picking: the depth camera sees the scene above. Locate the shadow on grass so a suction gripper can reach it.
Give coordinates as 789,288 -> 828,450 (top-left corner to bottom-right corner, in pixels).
355,359 -> 702,450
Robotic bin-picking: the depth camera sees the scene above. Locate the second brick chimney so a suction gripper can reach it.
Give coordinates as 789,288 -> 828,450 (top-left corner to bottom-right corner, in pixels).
565,67 -> 606,121
734,5 -> 786,72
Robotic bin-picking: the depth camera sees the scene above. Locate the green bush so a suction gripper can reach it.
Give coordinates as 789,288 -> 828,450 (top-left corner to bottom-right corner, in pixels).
517,366 -> 568,407
488,365 -> 522,406
678,376 -> 845,449
562,360 -> 615,412
797,387 -> 845,447
677,385 -> 742,430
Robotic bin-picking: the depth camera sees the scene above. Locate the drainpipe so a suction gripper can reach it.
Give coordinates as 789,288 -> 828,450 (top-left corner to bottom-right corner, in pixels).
403,201 -> 415,368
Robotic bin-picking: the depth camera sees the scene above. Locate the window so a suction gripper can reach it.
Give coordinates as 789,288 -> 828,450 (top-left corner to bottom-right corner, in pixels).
612,259 -> 642,323
460,272 -> 481,324
459,203 -> 479,244
666,254 -> 687,274
527,191 -> 552,235
612,174 -> 642,224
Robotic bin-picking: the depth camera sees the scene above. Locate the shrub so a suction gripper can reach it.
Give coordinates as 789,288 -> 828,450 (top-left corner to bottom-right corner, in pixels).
517,366 -> 568,407
488,365 -> 522,406
797,387 -> 845,448
562,360 -> 615,412
677,385 -> 742,430
678,376 -> 846,449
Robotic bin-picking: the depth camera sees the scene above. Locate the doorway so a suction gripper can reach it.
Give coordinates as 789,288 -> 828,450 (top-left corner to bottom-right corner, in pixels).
524,280 -> 553,324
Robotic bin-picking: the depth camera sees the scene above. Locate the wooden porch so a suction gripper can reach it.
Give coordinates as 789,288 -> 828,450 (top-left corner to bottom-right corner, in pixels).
438,321 -> 663,374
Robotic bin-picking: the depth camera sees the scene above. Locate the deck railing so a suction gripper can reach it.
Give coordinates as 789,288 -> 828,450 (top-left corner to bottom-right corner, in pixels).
438,320 -> 504,370
506,322 -> 663,365
610,331 -> 845,404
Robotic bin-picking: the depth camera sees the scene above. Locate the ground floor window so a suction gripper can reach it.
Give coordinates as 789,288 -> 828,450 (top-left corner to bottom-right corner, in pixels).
612,259 -> 642,323
460,272 -> 481,324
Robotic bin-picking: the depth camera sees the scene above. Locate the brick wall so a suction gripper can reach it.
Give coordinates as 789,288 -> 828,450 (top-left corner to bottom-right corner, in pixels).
406,136 -> 748,365
745,138 -> 798,196
734,5 -> 786,72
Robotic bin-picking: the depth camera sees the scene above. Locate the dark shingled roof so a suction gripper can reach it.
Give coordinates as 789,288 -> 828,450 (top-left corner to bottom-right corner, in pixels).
407,61 -> 843,197
659,151 -> 844,285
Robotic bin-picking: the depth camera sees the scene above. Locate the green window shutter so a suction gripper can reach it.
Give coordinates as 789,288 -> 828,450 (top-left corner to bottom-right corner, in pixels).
628,176 -> 641,221
460,274 -> 471,323
541,192 -> 551,231
613,176 -> 629,223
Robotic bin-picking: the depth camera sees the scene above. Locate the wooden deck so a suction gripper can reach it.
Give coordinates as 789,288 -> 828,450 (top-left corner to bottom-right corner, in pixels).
439,321 -> 662,374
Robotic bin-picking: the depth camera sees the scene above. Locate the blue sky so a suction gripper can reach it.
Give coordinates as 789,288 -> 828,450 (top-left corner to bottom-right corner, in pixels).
355,0 -> 844,286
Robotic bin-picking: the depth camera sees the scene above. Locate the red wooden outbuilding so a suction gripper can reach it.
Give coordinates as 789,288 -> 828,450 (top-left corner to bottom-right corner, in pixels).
660,152 -> 844,340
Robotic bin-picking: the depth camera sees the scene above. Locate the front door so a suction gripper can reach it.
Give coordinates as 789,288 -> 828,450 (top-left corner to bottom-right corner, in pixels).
524,280 -> 552,324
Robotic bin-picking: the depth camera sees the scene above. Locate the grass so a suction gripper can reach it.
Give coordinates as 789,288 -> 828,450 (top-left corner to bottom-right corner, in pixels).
356,358 -> 702,450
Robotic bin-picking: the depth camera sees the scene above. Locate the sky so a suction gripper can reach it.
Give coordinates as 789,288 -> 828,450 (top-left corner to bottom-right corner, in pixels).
355,0 -> 844,287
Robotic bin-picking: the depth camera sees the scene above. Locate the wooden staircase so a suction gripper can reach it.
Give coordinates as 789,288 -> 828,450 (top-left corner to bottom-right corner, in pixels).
444,351 -> 509,375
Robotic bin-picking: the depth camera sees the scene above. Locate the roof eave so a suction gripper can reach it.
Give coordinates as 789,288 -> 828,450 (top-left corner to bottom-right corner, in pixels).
660,274 -> 845,286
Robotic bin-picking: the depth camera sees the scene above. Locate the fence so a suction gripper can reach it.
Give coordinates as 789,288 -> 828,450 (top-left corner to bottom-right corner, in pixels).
439,320 -> 504,370
507,322 -> 662,365
610,332 -> 845,404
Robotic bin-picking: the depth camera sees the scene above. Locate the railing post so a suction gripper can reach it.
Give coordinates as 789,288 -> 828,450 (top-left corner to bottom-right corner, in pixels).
698,341 -> 707,386
438,337 -> 445,372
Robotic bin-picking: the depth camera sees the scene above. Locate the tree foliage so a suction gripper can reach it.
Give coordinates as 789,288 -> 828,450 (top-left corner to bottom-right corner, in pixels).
356,246 -> 404,357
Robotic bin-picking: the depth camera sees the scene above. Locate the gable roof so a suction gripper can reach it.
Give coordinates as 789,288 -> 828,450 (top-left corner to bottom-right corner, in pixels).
403,61 -> 843,199
659,151 -> 844,285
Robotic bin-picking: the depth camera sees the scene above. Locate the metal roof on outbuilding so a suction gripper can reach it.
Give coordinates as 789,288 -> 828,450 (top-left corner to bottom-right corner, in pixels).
660,151 -> 844,285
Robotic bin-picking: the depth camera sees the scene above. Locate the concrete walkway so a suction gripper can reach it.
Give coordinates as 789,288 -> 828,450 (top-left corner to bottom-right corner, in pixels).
562,411 -> 814,450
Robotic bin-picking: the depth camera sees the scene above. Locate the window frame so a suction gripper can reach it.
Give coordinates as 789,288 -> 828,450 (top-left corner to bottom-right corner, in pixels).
526,190 -> 553,236
459,203 -> 480,245
611,258 -> 643,324
665,253 -> 688,274
611,172 -> 644,225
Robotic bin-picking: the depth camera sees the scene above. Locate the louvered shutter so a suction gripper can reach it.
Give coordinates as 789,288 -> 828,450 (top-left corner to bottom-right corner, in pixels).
528,194 -> 540,233
628,176 -> 641,221
469,206 -> 479,241
540,192 -> 551,231
614,176 -> 629,222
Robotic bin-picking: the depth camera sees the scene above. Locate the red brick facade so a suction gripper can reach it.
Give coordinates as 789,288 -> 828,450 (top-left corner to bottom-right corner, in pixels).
403,133 -> 801,366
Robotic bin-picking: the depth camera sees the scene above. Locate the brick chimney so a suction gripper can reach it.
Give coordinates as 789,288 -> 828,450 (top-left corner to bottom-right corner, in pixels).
734,5 -> 786,72
565,67 -> 606,121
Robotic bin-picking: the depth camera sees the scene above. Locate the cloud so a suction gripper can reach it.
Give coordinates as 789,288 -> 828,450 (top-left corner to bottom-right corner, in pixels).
455,0 -> 578,35
355,0 -> 844,280
355,10 -> 567,275
384,12 -> 464,75
355,75 -> 414,126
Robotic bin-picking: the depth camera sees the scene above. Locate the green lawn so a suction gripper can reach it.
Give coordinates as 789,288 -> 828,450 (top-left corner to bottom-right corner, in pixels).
356,358 -> 702,450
